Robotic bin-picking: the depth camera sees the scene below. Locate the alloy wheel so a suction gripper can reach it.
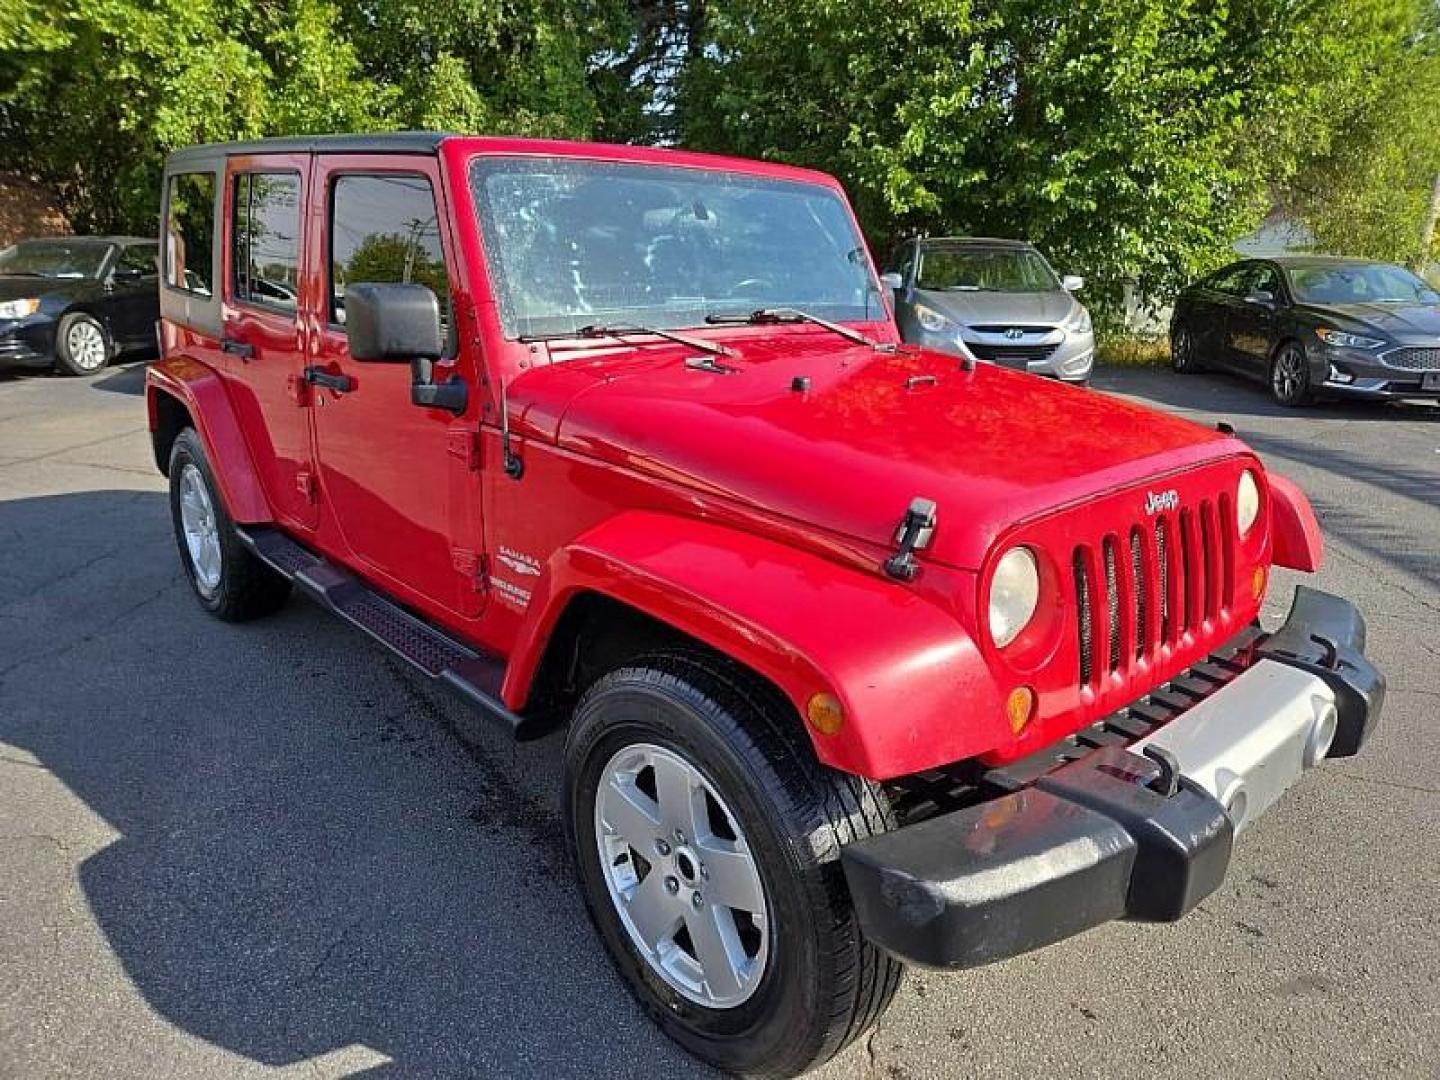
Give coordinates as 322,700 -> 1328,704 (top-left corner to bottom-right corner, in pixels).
66,319 -> 107,371
1273,347 -> 1306,403
178,464 -> 223,595
593,742 -> 769,1009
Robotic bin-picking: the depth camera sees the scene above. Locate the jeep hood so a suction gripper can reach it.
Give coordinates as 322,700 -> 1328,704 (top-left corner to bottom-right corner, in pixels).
533,334 -> 1240,570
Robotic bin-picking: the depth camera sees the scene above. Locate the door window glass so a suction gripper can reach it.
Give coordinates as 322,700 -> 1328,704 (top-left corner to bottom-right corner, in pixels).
165,172 -> 215,295
1246,264 -> 1282,297
329,174 -> 449,328
117,243 -> 158,276
232,172 -> 301,313
1206,263 -> 1250,296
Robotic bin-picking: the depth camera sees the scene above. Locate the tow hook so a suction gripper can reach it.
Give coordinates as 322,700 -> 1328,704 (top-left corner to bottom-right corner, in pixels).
884,497 -> 937,581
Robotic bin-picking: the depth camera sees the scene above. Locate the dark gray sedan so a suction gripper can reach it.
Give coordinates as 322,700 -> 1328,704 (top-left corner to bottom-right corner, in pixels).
882,236 -> 1094,383
1170,256 -> 1440,406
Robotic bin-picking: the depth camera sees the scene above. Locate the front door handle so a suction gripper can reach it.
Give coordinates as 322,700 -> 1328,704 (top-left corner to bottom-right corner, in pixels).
221,337 -> 254,360
303,365 -> 353,393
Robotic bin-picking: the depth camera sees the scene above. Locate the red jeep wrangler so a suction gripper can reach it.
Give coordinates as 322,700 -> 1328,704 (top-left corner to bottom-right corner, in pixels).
147,134 -> 1384,1077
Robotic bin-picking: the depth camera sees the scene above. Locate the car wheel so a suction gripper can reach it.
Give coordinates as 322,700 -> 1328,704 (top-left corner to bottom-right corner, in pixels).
1171,326 -> 1203,373
168,428 -> 291,621
564,651 -> 901,1078
1270,342 -> 1312,407
54,312 -> 111,376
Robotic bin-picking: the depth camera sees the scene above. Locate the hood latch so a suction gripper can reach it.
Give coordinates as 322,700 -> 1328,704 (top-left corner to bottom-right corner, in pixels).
884,497 -> 937,582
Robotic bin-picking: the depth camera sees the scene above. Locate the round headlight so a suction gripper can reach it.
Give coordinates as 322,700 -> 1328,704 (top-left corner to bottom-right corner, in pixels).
989,547 -> 1040,648
1237,470 -> 1261,535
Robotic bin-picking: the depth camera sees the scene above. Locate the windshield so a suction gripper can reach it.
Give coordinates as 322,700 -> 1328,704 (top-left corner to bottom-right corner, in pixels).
0,240 -> 110,280
915,247 -> 1059,292
469,158 -> 880,338
1288,263 -> 1440,305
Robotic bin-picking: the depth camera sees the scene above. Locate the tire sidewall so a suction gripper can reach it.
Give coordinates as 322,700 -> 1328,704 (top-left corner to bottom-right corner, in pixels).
563,677 -> 831,1073
1271,342 -> 1310,406
168,431 -> 231,614
55,312 -> 111,375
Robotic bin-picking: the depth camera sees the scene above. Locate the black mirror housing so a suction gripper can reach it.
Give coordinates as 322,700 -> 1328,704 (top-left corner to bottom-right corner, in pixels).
345,283 -> 443,362
1246,289 -> 1275,307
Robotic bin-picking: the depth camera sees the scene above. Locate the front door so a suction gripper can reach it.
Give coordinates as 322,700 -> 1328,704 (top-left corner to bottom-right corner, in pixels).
220,155 -> 318,531
1225,262 -> 1283,375
106,242 -> 160,348
306,156 -> 484,618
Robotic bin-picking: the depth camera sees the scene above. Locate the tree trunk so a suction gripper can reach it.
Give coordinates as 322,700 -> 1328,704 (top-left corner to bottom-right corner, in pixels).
1418,171 -> 1440,273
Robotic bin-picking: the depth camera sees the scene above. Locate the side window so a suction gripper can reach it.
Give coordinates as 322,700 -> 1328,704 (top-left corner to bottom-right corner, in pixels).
164,172 -> 215,296
1249,263 -> 1282,298
1207,263 -> 1249,296
329,174 -> 449,328
117,243 -> 158,276
232,172 -> 301,313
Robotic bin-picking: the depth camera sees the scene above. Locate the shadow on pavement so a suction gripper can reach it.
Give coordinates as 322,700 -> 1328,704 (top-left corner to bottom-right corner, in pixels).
89,360 -> 149,396
0,490 -> 698,1078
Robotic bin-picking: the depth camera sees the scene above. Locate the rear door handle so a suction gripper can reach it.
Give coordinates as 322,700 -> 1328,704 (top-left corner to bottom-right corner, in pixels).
303,366 -> 353,393
221,337 -> 254,359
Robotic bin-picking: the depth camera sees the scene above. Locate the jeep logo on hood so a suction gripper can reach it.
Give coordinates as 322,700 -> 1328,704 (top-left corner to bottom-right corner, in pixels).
1144,489 -> 1180,514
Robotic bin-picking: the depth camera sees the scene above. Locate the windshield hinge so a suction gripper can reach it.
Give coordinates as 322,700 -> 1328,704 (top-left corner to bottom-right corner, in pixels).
884,497 -> 937,581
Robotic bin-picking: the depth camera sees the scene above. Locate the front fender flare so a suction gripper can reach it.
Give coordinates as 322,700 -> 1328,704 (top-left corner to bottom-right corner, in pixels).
1268,472 -> 1323,573
146,356 -> 270,523
505,512 -> 1006,779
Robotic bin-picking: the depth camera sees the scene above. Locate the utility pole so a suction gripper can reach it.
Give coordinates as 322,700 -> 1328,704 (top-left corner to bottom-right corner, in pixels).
1418,170 -> 1440,275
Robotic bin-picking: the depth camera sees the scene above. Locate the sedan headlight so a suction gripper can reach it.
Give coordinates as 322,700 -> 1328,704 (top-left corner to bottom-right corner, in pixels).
1236,469 -> 1261,535
1315,327 -> 1384,350
0,298 -> 40,319
989,546 -> 1041,648
915,303 -> 956,334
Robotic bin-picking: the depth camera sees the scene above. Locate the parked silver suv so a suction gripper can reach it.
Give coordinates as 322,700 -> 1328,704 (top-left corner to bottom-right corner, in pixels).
883,237 -> 1094,383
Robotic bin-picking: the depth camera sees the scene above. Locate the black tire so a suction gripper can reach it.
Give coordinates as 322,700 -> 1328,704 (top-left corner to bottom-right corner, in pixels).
564,650 -> 901,1078
54,311 -> 111,376
1170,325 -> 1204,373
1270,341 -> 1312,407
168,428 -> 291,621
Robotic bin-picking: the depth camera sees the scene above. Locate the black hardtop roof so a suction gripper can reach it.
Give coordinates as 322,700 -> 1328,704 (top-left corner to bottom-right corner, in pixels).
166,131 -> 448,167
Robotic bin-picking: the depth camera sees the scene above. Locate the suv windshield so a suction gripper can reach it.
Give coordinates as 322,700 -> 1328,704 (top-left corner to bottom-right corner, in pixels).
1287,262 -> 1440,305
916,247 -> 1059,292
0,240 -> 109,279
469,158 -> 880,339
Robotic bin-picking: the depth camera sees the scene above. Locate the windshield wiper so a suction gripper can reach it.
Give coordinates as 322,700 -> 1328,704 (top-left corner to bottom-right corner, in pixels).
705,307 -> 877,347
521,321 -> 732,357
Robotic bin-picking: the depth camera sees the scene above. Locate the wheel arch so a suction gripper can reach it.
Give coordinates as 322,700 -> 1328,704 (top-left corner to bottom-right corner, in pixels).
145,356 -> 271,522
505,511 -> 1005,780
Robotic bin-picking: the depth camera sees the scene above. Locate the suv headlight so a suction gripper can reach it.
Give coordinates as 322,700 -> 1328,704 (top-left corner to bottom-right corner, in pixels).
0,298 -> 40,319
915,303 -> 956,334
989,546 -> 1040,648
1237,469 -> 1261,535
1066,306 -> 1092,335
1315,327 -> 1384,350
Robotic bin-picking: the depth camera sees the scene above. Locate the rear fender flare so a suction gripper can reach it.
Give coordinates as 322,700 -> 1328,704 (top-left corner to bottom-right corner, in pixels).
504,511 -> 1006,779
1267,471 -> 1323,572
146,356 -> 270,523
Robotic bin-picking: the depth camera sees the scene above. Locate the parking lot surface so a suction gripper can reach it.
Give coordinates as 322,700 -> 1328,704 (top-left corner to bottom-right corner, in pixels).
1,362 -> 1436,1079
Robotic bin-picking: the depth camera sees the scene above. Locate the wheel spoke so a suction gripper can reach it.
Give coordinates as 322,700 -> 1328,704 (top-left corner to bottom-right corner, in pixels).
599,774 -> 663,850
652,750 -> 703,840
695,837 -> 763,914
687,905 -> 744,1001
624,870 -> 681,953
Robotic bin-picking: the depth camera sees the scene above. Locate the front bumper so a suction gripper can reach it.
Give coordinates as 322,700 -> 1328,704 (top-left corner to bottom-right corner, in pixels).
0,319 -> 55,369
841,586 -> 1384,969
1316,343 -> 1440,400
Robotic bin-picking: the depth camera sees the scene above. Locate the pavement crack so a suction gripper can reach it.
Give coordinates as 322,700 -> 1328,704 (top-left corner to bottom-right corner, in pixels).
1331,770 -> 1440,798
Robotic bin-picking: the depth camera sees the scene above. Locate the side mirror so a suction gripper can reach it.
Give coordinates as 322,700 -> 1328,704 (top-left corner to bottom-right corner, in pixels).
344,282 -> 466,414
879,271 -> 904,291
111,267 -> 143,283
1061,274 -> 1084,292
1245,289 -> 1275,308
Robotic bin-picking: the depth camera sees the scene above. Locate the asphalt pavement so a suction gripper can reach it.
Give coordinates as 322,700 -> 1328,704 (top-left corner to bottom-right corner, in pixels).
1,360 -> 1436,1078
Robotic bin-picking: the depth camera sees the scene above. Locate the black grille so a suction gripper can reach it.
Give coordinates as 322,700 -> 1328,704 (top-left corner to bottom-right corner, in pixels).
968,342 -> 1060,364
1130,528 -> 1148,659
1385,347 -> 1440,372
1074,549 -> 1093,686
1103,537 -> 1120,672
969,325 -> 1056,335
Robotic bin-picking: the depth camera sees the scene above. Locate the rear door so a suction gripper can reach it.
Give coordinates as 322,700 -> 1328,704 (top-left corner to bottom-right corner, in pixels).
219,155 -> 319,531
1195,262 -> 1251,370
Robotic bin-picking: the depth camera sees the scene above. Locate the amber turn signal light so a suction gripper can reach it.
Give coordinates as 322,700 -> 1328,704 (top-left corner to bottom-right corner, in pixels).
1006,686 -> 1035,735
1252,565 -> 1267,601
806,692 -> 844,736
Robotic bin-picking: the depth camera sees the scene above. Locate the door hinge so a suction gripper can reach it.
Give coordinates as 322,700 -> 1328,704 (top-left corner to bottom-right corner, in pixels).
296,469 -> 317,503
446,428 -> 481,471
452,549 -> 488,591
287,373 -> 309,406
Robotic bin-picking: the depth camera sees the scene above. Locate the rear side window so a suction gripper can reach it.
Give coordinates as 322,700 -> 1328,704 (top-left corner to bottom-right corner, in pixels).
165,172 -> 216,296
117,244 -> 158,276
232,172 -> 301,313
329,174 -> 449,327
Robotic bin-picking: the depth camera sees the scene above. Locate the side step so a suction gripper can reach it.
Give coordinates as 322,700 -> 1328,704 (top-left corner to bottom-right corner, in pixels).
236,526 -> 546,740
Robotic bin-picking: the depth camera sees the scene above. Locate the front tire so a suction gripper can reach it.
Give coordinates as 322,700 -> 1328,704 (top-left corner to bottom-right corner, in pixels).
564,651 -> 901,1078
168,428 -> 291,621
1270,342 -> 1312,407
54,312 -> 111,375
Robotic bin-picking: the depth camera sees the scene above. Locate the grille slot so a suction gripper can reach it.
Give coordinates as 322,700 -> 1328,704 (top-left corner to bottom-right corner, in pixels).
1103,537 -> 1121,672
1074,550 -> 1093,686
1131,528 -> 1148,659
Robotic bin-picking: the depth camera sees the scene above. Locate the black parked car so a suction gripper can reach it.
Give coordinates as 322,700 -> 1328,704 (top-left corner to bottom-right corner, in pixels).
1170,256 -> 1440,406
0,236 -> 160,376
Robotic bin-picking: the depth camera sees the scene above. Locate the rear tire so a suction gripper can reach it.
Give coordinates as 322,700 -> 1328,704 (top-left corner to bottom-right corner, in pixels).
168,428 -> 291,621
54,312 -> 111,376
1270,342 -> 1312,407
1170,325 -> 1204,373
564,650 -> 901,1078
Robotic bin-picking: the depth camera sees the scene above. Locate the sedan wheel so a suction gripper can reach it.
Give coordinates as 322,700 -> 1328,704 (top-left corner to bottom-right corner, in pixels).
1171,327 -> 1203,373
55,313 -> 109,375
1270,343 -> 1311,406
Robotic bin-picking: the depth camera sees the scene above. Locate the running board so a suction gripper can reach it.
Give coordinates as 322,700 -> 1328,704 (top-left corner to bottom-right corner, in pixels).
236,526 -> 545,740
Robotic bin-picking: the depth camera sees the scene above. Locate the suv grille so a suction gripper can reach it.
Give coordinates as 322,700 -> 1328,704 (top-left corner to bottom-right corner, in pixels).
1072,498 -> 1234,686
969,342 -> 1060,364
1384,347 -> 1440,372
